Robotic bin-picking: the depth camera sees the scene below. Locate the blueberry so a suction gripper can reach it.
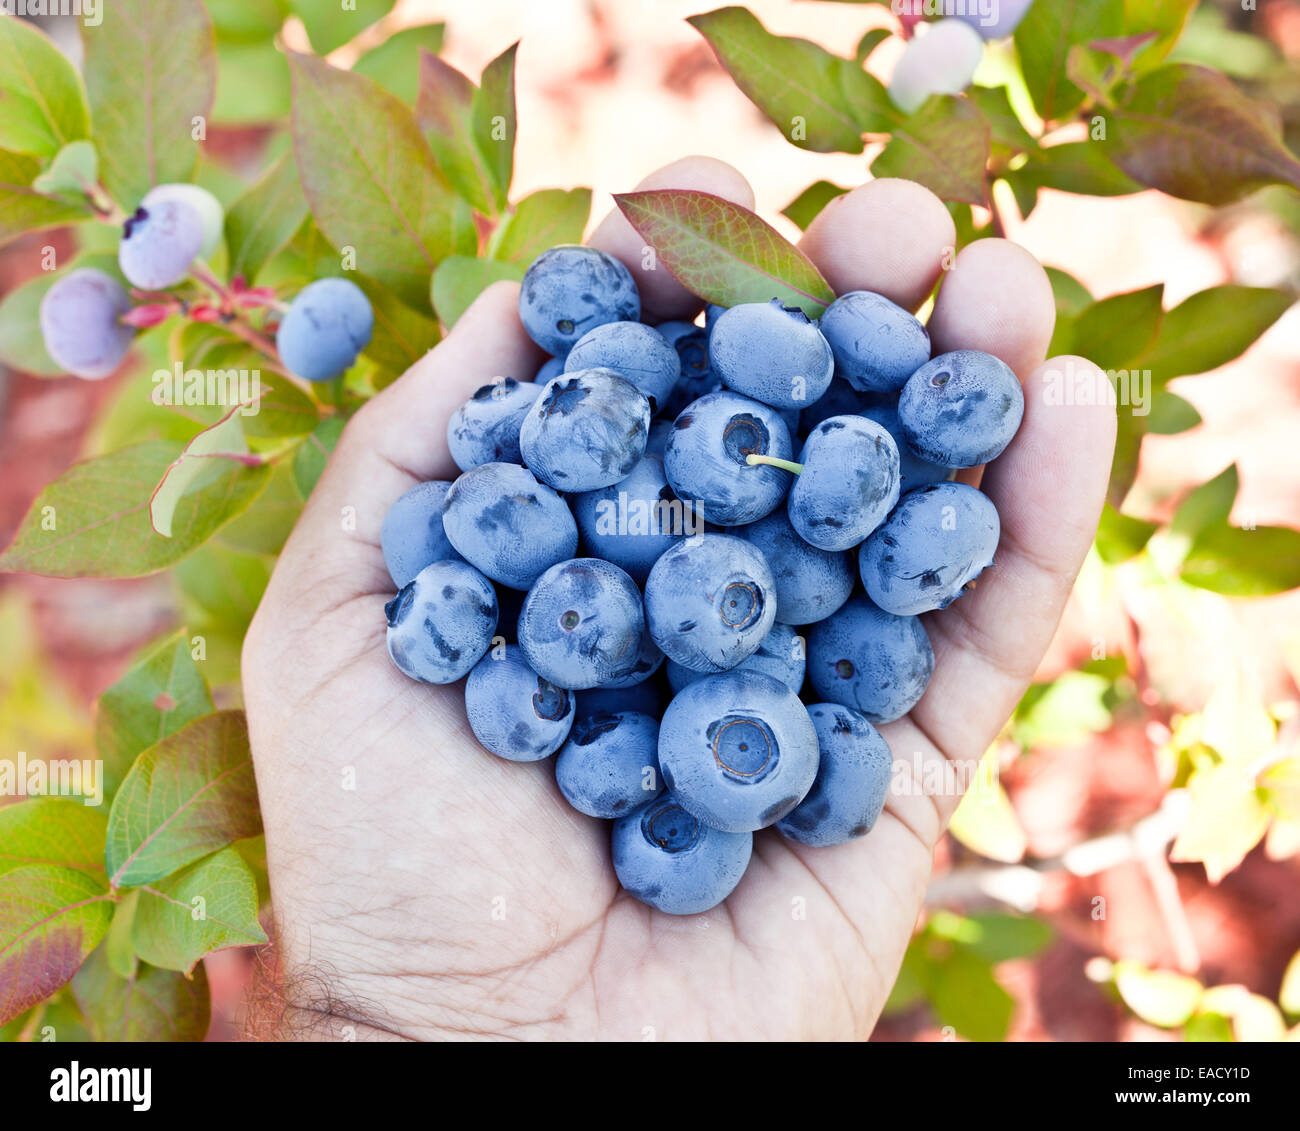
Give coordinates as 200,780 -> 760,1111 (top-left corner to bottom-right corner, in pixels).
644,533 -> 776,674
385,559 -> 498,685
644,417 -> 674,458
591,626 -> 664,689
38,268 -> 134,380
442,462 -> 578,590
776,703 -> 893,847
446,377 -> 543,472
658,670 -> 819,832
517,558 -> 647,690
666,622 -> 806,694
704,303 -> 727,333
664,390 -> 793,526
465,644 -> 575,761
118,199 -> 203,290
556,710 -> 664,818
611,794 -> 752,915
806,596 -> 934,723
787,415 -> 900,551
572,454 -> 696,583
898,349 -> 1024,468
535,356 -> 565,383
381,480 -> 460,587
797,378 -> 882,435
276,277 -> 375,382
708,299 -> 834,410
564,322 -> 680,416
955,0 -> 1034,40
519,369 -> 650,492
657,321 -> 720,418
818,290 -> 931,394
860,402 -> 954,491
574,680 -> 662,721
859,482 -> 1000,615
140,183 -> 225,259
736,510 -> 854,625
519,245 -> 640,357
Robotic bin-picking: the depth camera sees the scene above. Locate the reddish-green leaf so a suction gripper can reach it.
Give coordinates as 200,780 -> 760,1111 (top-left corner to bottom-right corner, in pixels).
872,95 -> 990,206
0,865 -> 113,1024
0,442 -> 271,578
80,0 -> 217,208
0,16 -> 90,158
94,629 -> 215,804
688,7 -> 896,153
415,50 -> 496,217
614,189 -> 835,316
473,43 -> 518,213
132,848 -> 267,973
290,51 -> 473,311
224,152 -> 307,284
1107,64 -> 1300,204
72,943 -> 210,1041
105,710 -> 261,888
150,408 -> 264,538
0,800 -> 107,879
0,148 -> 92,247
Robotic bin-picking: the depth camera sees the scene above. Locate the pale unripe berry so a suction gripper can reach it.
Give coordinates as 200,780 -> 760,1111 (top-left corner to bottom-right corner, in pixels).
888,18 -> 985,114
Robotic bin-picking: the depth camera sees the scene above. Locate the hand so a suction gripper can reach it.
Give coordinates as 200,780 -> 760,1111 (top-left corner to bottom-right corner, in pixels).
241,158 -> 1115,1041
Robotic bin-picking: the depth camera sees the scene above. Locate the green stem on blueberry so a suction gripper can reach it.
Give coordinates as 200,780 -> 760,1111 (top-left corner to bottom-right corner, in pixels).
745,453 -> 803,475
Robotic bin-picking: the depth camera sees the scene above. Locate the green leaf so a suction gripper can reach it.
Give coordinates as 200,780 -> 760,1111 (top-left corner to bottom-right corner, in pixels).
1014,0 -> 1124,122
213,39 -> 291,125
292,0 -> 394,55
780,180 -> 848,231
492,188 -> 593,267
213,459 -> 303,556
31,140 -> 98,197
0,865 -> 113,1024
1095,502 -> 1159,564
105,711 -> 261,889
948,756 -> 1027,862
1123,0 -> 1196,69
1182,525 -> 1300,598
1071,284 -> 1164,370
1107,64 -> 1300,204
94,629 -> 215,803
872,95 -> 990,206
614,189 -> 835,316
960,913 -> 1055,964
80,0 -> 217,208
224,153 -> 307,284
0,441 -> 271,579
1114,960 -> 1202,1026
290,51 -> 472,311
1013,671 -> 1114,749
292,416 -> 344,500
355,274 -> 441,382
1008,140 -> 1144,203
1170,464 -> 1237,542
854,27 -> 891,66
1045,266 -> 1094,317
1108,404 -> 1145,508
0,268 -> 62,376
104,890 -> 139,979
353,23 -> 446,104
0,148 -> 93,247
0,800 -> 107,879
208,0 -> 288,43
924,948 -> 1015,1041
967,85 -> 1036,153
1280,949 -> 1300,1017
415,51 -> 498,216
1135,285 -> 1291,381
1145,389 -> 1200,434
473,43 -> 518,213
72,943 -> 209,1041
0,16 -> 90,157
1184,1011 -> 1235,1042
687,7 -> 897,153
432,255 -> 525,329
131,847 -> 267,973
174,544 -> 271,626
149,409 -> 265,539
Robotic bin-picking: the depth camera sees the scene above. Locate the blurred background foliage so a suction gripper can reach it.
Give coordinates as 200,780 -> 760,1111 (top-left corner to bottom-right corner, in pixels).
1,0 -> 1299,1041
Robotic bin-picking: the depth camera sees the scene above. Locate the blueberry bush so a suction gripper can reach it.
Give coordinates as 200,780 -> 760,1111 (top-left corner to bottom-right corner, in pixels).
1,0 -> 1299,1041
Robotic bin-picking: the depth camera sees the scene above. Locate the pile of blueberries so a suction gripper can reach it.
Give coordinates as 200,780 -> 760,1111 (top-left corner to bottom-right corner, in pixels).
38,180 -> 374,386
384,244 -> 1025,915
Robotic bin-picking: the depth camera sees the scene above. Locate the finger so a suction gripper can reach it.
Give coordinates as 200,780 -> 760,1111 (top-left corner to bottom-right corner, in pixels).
269,282 -> 541,594
910,355 -> 1117,769
587,155 -> 755,323
799,178 -> 955,311
927,238 -> 1056,378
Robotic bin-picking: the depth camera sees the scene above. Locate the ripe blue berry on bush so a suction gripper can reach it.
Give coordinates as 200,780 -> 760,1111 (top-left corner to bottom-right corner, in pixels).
379,242 -> 1025,914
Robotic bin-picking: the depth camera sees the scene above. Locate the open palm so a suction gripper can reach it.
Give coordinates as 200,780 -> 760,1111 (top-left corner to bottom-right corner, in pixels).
241,159 -> 1114,1041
